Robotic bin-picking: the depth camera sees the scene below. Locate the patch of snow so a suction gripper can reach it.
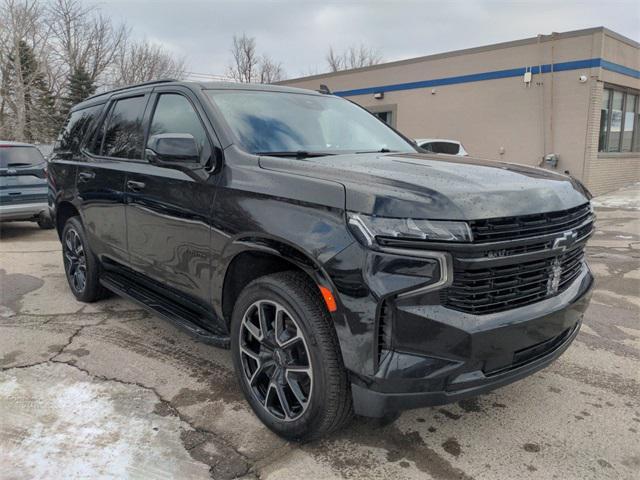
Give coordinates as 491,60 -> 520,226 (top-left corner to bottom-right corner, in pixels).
592,182 -> 640,210
0,376 -> 18,396
0,364 -> 211,479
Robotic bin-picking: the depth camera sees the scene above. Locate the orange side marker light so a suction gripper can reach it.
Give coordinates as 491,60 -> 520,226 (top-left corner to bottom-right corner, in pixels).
319,285 -> 337,312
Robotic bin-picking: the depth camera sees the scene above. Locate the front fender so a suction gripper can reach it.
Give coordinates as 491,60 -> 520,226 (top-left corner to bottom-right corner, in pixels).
213,233 -> 349,317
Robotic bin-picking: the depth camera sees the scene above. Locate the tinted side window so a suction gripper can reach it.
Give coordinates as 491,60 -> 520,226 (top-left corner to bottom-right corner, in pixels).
56,104 -> 104,156
428,142 -> 459,155
148,94 -> 209,156
420,143 -> 434,151
102,96 -> 147,159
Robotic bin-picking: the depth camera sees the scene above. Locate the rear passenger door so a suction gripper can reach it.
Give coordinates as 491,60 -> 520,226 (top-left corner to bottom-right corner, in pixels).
125,87 -> 219,308
77,93 -> 150,265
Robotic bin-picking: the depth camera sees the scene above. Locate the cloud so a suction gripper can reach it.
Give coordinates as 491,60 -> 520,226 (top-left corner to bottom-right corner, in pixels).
100,0 -> 640,79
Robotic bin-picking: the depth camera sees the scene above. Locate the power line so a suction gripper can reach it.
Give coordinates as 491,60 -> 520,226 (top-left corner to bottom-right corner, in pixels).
183,71 -> 232,81
184,71 -> 227,77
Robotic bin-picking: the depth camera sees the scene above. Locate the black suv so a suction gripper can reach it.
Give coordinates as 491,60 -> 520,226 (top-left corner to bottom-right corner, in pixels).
49,80 -> 594,440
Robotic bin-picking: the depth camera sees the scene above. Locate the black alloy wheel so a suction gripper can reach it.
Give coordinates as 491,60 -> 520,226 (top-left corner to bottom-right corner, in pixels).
238,299 -> 313,421
231,271 -> 353,441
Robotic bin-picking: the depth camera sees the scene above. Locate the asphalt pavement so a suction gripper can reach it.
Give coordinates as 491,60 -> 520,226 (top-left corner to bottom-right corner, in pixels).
1,185 -> 639,479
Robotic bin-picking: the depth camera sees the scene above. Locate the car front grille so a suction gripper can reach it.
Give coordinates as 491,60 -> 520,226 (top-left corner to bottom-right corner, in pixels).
469,203 -> 592,243
441,204 -> 593,315
443,246 -> 585,314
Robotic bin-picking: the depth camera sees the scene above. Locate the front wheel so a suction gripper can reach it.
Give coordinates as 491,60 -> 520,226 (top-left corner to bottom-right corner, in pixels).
230,271 -> 353,441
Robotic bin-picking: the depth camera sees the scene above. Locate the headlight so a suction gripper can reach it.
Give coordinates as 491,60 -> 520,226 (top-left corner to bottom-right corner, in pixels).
348,212 -> 473,246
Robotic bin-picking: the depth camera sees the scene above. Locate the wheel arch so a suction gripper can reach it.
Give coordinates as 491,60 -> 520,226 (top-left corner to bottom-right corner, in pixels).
219,237 -> 337,328
55,201 -> 81,239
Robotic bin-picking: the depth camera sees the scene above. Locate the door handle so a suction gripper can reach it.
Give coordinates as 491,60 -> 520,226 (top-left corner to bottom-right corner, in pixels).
127,180 -> 146,192
78,171 -> 95,182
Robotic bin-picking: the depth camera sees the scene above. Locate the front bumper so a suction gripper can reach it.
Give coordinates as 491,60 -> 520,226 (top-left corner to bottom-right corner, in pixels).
0,202 -> 48,221
349,266 -> 593,417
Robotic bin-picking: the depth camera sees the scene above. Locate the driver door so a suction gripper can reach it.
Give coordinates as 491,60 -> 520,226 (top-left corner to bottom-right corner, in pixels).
125,87 -> 218,306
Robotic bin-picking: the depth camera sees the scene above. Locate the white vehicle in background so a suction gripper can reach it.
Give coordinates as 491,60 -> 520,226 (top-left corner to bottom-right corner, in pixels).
415,138 -> 469,156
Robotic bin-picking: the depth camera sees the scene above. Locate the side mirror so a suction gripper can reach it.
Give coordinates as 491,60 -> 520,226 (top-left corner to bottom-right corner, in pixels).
146,133 -> 200,168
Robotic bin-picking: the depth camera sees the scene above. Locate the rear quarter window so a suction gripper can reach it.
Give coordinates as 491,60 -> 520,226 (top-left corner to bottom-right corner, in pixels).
56,104 -> 105,157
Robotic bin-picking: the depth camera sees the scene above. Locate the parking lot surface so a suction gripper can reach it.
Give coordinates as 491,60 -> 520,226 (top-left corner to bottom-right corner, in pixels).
1,185 -> 639,480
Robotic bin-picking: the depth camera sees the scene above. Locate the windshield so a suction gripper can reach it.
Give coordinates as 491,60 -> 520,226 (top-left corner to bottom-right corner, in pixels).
0,146 -> 45,168
205,90 -> 415,155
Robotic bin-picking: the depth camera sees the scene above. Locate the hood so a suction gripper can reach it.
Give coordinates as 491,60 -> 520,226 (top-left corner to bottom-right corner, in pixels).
259,152 -> 590,220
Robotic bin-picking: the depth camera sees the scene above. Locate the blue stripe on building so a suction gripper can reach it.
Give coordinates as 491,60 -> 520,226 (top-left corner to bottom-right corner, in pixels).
600,60 -> 640,79
333,58 -> 639,97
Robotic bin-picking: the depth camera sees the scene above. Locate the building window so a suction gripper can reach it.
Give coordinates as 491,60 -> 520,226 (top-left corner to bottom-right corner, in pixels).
373,111 -> 392,125
623,94 -> 637,152
366,105 -> 397,128
599,85 -> 639,153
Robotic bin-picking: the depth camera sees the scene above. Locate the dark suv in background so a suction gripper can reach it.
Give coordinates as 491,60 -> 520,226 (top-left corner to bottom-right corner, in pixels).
1,141 -> 53,229
48,80 -> 594,440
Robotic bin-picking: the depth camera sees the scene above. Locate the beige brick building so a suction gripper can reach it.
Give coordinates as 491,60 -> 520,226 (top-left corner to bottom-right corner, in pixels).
281,27 -> 640,195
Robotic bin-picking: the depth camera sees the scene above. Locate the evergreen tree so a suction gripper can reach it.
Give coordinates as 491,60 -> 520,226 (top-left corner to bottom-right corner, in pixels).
62,67 -> 96,115
33,78 -> 61,142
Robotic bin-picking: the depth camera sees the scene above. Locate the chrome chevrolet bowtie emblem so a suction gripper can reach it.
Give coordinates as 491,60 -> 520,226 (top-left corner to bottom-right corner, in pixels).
547,258 -> 562,296
553,230 -> 578,251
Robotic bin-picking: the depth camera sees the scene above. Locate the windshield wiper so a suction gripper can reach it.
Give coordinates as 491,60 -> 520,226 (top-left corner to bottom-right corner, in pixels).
6,162 -> 34,167
256,151 -> 335,159
355,148 -> 398,154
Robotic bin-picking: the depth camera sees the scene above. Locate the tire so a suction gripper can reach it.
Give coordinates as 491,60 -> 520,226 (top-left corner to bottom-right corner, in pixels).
61,216 -> 105,302
231,271 -> 353,441
37,212 -> 54,229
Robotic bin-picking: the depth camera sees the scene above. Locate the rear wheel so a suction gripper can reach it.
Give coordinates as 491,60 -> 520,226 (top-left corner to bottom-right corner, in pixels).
231,271 -> 352,441
61,216 -> 105,302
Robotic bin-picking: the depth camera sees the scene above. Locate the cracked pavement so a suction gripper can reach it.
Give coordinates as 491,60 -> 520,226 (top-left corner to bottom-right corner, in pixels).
1,185 -> 639,479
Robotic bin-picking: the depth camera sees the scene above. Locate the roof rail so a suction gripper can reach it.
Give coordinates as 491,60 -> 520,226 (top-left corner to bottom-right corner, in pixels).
83,78 -> 178,102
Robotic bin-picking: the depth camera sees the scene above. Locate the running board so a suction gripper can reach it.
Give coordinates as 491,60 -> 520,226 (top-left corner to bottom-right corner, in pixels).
100,272 -> 230,349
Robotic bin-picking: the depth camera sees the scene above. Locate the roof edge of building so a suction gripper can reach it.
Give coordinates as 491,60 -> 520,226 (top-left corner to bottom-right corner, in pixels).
279,26 -> 637,85
601,27 -> 640,49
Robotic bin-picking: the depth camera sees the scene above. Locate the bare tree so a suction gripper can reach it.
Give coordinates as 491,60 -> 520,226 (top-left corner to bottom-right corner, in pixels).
111,39 -> 186,88
227,33 -> 286,84
259,55 -> 285,84
0,0 -> 52,141
326,46 -> 343,72
47,0 -> 128,84
0,0 -> 209,143
227,33 -> 259,83
326,44 -> 383,72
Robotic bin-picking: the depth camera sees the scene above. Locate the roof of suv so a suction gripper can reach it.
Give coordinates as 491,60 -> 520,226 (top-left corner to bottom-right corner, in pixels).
73,79 -> 323,112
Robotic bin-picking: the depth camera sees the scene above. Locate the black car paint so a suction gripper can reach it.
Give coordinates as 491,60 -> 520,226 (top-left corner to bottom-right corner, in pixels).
259,153 -> 589,220
48,81 -> 593,417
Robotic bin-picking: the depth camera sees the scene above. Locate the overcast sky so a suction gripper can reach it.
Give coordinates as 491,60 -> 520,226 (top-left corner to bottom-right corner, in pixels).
101,0 -> 639,80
